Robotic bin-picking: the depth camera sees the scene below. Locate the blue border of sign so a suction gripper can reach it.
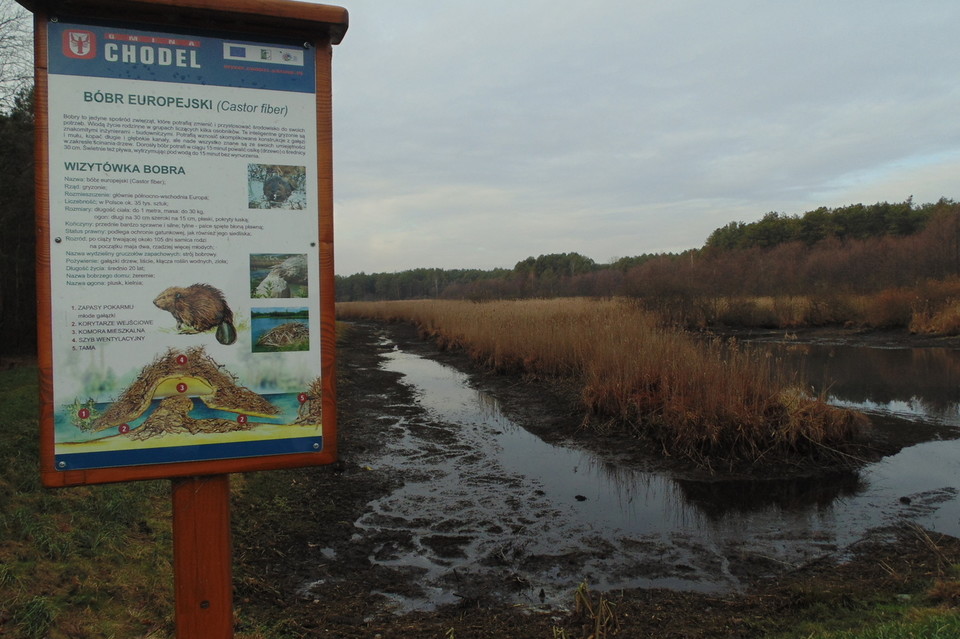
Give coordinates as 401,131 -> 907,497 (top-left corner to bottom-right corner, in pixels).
55,435 -> 323,470
48,18 -> 316,93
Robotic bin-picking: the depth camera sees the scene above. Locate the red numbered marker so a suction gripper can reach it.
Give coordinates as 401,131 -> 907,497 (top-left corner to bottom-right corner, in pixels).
298,393 -> 309,404
237,414 -> 248,424
176,382 -> 188,393
176,354 -> 188,366
78,408 -> 90,419
119,424 -> 131,434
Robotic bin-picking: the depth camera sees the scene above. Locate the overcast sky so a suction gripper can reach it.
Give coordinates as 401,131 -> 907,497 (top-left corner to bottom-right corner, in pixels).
328,2 -> 960,275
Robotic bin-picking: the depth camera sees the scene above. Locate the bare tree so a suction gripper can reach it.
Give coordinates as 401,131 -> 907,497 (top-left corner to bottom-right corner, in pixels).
0,0 -> 32,112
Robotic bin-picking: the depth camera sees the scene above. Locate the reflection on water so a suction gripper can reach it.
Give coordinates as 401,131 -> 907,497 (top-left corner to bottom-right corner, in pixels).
355,337 -> 960,610
677,472 -> 866,520
771,343 -> 960,425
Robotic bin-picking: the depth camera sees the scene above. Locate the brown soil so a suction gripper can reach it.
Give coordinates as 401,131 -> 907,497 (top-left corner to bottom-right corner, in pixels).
231,321 -> 960,638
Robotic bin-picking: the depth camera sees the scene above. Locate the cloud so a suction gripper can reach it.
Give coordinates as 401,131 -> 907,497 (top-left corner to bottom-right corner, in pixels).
329,1 -> 960,275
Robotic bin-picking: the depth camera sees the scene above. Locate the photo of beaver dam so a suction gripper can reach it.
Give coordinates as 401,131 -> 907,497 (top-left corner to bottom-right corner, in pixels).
247,163 -> 307,209
153,283 -> 238,345
251,307 -> 310,352
55,346 -> 322,458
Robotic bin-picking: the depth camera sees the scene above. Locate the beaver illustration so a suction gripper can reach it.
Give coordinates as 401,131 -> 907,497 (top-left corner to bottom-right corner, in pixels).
153,283 -> 237,345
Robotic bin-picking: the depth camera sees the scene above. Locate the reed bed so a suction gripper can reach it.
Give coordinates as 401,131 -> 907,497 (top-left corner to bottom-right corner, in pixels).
337,298 -> 869,469
672,279 -> 960,333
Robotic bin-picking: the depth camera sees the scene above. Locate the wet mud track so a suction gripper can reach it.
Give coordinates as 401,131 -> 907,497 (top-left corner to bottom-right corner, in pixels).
328,322 -> 740,612
232,320 -> 960,637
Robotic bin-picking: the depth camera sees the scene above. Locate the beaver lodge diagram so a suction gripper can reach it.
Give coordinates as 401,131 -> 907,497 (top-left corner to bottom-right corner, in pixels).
57,346 -> 323,466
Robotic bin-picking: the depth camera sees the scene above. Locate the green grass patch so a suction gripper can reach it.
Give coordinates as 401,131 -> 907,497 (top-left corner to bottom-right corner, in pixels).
773,608 -> 960,638
763,573 -> 960,639
0,366 -> 175,638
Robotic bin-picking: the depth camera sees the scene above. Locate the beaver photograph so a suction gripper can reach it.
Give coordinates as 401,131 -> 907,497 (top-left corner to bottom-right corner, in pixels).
247,163 -> 306,209
263,174 -> 294,204
153,283 -> 238,346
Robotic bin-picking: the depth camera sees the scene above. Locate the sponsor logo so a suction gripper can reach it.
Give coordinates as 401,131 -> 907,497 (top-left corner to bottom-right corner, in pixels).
64,30 -> 96,59
223,43 -> 304,67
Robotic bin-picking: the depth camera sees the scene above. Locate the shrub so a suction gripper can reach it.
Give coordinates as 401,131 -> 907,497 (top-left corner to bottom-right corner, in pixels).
862,288 -> 917,329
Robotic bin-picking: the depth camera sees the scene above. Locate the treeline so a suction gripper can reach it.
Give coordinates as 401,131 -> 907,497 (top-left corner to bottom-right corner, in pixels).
704,199 -> 928,249
336,267 -> 511,302
335,198 -> 960,303
251,309 -> 309,319
0,89 -> 35,358
336,252 -> 664,301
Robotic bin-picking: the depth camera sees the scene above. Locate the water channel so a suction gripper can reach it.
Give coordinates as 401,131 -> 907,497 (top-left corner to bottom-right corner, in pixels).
349,335 -> 960,611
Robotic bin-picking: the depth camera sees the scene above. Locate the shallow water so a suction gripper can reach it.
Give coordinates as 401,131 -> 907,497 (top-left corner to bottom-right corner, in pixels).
774,342 -> 960,426
351,337 -> 960,610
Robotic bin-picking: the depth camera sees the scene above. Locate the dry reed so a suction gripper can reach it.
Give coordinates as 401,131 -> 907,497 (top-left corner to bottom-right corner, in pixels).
660,278 -> 960,335
337,298 -> 869,469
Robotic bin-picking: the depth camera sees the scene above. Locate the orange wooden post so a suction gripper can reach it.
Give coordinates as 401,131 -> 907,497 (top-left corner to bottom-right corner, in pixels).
172,475 -> 234,638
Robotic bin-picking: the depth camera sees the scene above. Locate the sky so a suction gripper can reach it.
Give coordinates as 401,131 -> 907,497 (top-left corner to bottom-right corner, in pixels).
9,1 -> 959,276
327,1 -> 960,276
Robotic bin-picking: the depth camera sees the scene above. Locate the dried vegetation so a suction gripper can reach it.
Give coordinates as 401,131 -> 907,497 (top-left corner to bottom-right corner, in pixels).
337,298 -> 869,470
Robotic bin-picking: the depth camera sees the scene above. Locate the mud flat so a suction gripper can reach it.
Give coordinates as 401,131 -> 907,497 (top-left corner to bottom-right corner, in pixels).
230,321 -> 960,638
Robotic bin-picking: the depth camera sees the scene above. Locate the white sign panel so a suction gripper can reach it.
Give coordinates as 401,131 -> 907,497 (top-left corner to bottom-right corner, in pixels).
47,19 -> 324,471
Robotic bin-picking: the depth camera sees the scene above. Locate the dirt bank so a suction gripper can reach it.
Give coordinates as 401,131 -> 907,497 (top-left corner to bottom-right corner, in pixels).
230,321 -> 960,638
699,325 -> 960,350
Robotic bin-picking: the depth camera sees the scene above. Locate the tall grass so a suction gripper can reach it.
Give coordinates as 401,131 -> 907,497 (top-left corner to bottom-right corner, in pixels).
337,298 -> 869,469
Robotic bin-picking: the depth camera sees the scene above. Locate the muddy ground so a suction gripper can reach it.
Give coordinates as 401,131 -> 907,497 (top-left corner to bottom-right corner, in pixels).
231,321 -> 960,638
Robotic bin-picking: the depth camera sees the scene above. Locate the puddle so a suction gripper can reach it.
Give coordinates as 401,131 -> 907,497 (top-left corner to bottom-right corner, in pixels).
345,337 -> 960,612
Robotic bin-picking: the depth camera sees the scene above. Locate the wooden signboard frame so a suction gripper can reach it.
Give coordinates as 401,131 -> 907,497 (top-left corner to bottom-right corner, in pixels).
20,2 -> 347,634
20,0 -> 347,488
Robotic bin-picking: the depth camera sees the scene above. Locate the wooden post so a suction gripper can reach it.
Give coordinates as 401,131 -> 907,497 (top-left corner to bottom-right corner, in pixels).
172,475 -> 234,638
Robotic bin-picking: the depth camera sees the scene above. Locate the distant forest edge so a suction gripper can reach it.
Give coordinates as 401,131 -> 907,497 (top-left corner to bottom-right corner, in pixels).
336,197 -> 960,305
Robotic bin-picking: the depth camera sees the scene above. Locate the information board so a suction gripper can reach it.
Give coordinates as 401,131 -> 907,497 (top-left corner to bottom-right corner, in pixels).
39,14 -> 339,482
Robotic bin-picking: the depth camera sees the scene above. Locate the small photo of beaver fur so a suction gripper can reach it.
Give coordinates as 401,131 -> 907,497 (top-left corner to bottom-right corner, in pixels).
248,164 -> 307,209
153,283 -> 238,345
250,253 -> 308,298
